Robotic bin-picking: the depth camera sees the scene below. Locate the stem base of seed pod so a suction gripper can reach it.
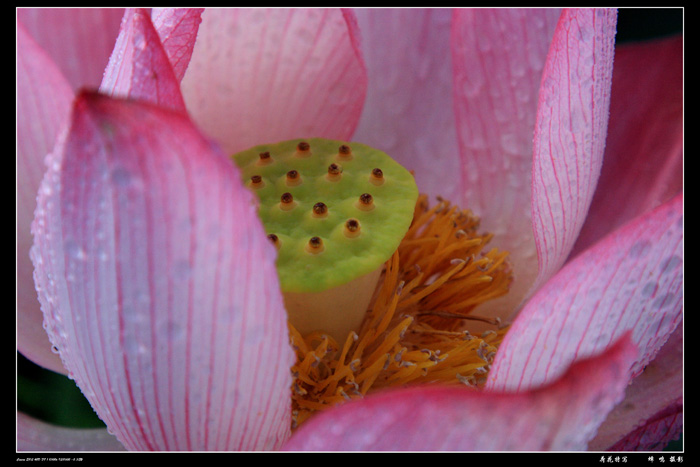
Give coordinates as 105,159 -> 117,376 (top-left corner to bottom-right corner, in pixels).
283,266 -> 383,344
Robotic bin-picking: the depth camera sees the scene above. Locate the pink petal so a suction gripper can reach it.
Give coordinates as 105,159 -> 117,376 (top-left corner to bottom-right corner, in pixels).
572,35 -> 683,256
530,8 -> 618,294
17,23 -> 74,374
488,194 -> 682,393
590,323 -> 683,450
451,8 -> 561,320
17,412 -> 126,451
284,335 -> 637,451
100,8 -> 186,111
352,9 -> 462,202
608,400 -> 682,451
31,92 -> 295,451
179,8 -> 367,155
17,8 -> 123,91
150,8 -> 204,82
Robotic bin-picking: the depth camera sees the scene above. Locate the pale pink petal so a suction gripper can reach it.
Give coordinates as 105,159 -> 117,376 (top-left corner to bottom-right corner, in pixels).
572,35 -> 683,256
451,8 -> 561,321
17,23 -> 74,374
17,8 -> 123,90
530,8 -> 618,294
17,412 -> 126,451
352,9 -> 462,202
180,8 -> 367,155
150,8 -> 204,82
31,92 -> 295,451
488,194 -> 682,393
100,8 -> 185,111
590,324 -> 683,450
284,335 -> 637,451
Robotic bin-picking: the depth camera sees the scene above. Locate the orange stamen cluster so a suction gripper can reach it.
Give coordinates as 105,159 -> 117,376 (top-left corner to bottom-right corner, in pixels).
289,194 -> 513,429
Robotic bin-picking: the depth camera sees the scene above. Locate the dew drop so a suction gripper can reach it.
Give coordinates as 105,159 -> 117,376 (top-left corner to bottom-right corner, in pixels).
652,292 -> 677,310
111,167 -> 133,187
659,255 -> 681,275
173,260 -> 192,282
162,320 -> 184,342
641,282 -> 658,298
629,240 -> 651,258
64,240 -> 87,261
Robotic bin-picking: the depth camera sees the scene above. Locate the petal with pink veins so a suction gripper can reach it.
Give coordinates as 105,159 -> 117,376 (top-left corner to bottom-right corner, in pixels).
150,8 -> 204,82
100,8 -> 186,111
179,8 -> 367,155
17,8 -> 124,91
17,23 -> 74,374
488,194 -> 682,393
283,334 -> 637,451
530,8 -> 618,295
451,8 -> 561,320
31,92 -> 295,451
572,35 -> 683,256
590,323 -> 682,450
352,8 -> 462,202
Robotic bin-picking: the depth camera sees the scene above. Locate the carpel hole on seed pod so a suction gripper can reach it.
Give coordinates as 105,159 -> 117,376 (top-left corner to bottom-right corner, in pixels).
279,192 -> 297,211
249,175 -> 264,189
267,233 -> 281,249
305,236 -> 324,254
337,144 -> 353,161
257,151 -> 273,166
344,218 -> 361,238
355,193 -> 375,211
369,168 -> 384,186
312,202 -> 329,218
295,141 -> 311,158
286,169 -> 302,186
326,163 -> 343,182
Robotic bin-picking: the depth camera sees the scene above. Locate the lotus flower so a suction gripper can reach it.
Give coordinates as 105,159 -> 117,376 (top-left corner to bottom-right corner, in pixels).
17,8 -> 683,451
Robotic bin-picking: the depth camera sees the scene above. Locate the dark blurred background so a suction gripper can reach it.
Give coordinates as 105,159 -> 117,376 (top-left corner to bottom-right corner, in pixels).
17,5 -> 683,446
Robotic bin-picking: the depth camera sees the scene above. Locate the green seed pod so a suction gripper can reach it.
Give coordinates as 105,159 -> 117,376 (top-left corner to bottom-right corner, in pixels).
233,138 -> 419,342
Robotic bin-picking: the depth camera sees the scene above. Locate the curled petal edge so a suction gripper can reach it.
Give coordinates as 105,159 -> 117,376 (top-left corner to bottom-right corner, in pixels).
283,334 -> 637,451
